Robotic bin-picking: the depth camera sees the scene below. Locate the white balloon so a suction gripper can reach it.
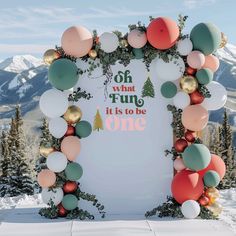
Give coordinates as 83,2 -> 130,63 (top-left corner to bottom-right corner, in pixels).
41,187 -> 63,206
181,200 -> 200,219
39,89 -> 68,118
201,81 -> 227,110
49,117 -> 68,138
177,38 -> 193,56
99,32 -> 119,53
155,56 -> 185,81
173,91 -> 191,109
46,151 -> 67,173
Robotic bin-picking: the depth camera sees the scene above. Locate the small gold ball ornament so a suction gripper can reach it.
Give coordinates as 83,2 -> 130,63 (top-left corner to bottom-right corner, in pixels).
63,105 -> 82,124
43,49 -> 60,65
219,32 -> 228,48
120,39 -> 129,47
180,75 -> 198,94
39,145 -> 54,157
88,49 -> 97,59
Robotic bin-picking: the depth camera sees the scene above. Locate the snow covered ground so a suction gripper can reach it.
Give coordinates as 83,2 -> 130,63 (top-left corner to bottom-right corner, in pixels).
0,189 -> 235,236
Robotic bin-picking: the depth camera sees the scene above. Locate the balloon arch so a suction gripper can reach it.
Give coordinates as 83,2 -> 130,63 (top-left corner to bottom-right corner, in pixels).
38,15 -> 227,219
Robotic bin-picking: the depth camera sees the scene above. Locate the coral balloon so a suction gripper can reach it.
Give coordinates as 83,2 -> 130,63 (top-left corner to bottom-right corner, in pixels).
171,170 -> 204,204
184,130 -> 196,142
37,169 -> 56,188
181,105 -> 209,131
190,90 -> 204,105
61,136 -> 81,161
174,139 -> 188,153
61,26 -> 93,57
173,158 -> 186,171
63,181 -> 78,193
127,29 -> 147,48
198,154 -> 226,180
203,54 -> 220,72
147,17 -> 179,50
187,51 -> 205,69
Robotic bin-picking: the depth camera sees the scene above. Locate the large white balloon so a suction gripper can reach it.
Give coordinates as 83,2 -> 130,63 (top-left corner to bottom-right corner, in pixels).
39,89 -> 68,118
49,117 -> 68,138
46,151 -> 67,173
201,81 -> 227,110
41,187 -> 63,206
181,200 -> 200,219
155,56 -> 185,81
99,32 -> 119,53
177,38 -> 193,56
173,91 -> 191,109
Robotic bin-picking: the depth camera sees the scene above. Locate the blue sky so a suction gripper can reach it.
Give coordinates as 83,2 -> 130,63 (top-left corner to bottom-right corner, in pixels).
0,0 -> 235,59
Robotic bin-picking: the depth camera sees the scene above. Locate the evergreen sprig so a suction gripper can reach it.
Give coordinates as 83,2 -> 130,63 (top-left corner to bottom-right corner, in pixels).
68,87 -> 93,102
39,200 -> 59,219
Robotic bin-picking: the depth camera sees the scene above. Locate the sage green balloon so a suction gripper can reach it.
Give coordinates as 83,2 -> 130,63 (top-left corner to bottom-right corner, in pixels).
48,58 -> 78,90
203,170 -> 220,187
133,48 -> 144,59
75,120 -> 92,138
190,23 -> 221,55
62,194 -> 78,210
182,144 -> 211,171
160,82 -> 177,98
65,162 -> 83,181
196,68 -> 213,85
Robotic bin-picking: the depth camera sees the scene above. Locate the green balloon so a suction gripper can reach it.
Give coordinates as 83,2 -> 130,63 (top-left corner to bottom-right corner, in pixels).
204,170 -> 220,187
75,120 -> 92,138
196,68 -> 213,85
65,162 -> 83,181
190,23 -> 221,55
62,194 -> 78,210
48,58 -> 78,90
182,144 -> 211,171
160,82 -> 177,98
133,48 -> 144,59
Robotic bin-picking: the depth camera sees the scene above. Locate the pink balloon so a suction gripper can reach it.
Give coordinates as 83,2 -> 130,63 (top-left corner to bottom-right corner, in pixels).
203,54 -> 219,72
174,158 -> 186,171
127,29 -> 147,49
61,136 -> 81,161
61,26 -> 93,58
37,169 -> 56,187
187,51 -> 205,69
182,105 -> 209,131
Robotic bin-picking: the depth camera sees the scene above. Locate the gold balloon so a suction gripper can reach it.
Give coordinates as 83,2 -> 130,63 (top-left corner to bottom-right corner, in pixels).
63,105 -> 82,124
39,145 -> 54,157
88,49 -> 97,59
219,32 -> 228,48
120,39 -> 129,47
43,49 -> 60,65
205,187 -> 220,199
207,202 -> 223,216
180,75 -> 198,94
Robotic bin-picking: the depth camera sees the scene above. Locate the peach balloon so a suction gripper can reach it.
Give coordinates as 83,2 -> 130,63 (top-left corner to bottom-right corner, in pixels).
37,169 -> 56,188
127,29 -> 147,49
61,136 -> 81,161
61,26 -> 93,58
187,51 -> 205,69
182,105 -> 209,131
203,54 -> 219,72
174,158 -> 186,171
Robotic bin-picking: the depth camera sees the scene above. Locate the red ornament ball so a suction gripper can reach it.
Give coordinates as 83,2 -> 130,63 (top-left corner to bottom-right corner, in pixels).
186,66 -> 197,75
171,170 -> 204,204
184,130 -> 196,143
65,125 -> 75,137
198,195 -> 210,206
63,181 -> 78,193
147,17 -> 179,50
58,203 -> 68,217
190,90 -> 205,105
174,139 -> 188,153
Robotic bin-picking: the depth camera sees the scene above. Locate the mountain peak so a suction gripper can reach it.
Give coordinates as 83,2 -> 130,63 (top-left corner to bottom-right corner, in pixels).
0,55 -> 43,73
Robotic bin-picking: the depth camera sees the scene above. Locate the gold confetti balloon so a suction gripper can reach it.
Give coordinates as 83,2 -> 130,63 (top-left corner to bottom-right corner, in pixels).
207,202 -> 223,217
180,75 -> 198,94
88,49 -> 97,59
120,39 -> 129,47
63,105 -> 82,124
39,145 -> 54,158
43,49 -> 60,65
205,187 -> 220,199
219,32 -> 228,48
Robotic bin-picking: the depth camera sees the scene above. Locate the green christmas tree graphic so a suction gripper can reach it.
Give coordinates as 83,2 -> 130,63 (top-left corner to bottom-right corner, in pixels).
141,76 -> 155,98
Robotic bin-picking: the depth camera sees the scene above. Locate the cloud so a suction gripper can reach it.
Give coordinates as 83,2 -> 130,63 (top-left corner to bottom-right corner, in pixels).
183,0 -> 216,9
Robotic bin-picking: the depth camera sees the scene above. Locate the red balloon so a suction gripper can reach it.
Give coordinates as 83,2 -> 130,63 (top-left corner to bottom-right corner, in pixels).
198,154 -> 226,180
184,130 -> 196,143
171,170 -> 204,204
65,125 -> 75,136
190,90 -> 205,105
147,17 -> 179,50
198,195 -> 210,206
63,181 -> 78,193
57,203 -> 68,217
186,66 -> 197,75
174,139 -> 188,153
